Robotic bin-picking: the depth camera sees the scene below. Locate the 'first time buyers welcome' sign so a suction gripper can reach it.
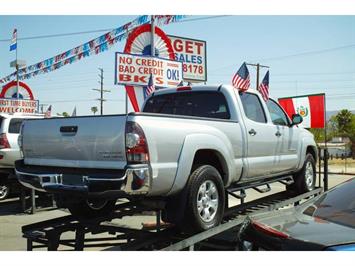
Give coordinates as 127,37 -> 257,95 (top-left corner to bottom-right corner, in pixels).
115,53 -> 183,88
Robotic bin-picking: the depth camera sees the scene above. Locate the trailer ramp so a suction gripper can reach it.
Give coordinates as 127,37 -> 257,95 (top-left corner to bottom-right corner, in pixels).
21,187 -> 322,251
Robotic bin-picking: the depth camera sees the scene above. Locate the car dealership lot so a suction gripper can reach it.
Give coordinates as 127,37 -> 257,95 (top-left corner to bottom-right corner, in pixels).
0,174 -> 352,251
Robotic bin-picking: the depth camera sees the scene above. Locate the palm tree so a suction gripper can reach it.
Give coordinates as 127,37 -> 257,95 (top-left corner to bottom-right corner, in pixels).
56,112 -> 69,117
91,106 -> 98,115
335,109 -> 353,135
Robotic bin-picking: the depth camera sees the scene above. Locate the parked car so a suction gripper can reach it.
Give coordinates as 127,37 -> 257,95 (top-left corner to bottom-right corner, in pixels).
238,178 -> 355,251
0,113 -> 44,200
15,85 -> 317,232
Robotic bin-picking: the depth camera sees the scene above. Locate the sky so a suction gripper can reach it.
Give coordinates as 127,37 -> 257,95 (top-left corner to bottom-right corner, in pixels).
0,15 -> 355,115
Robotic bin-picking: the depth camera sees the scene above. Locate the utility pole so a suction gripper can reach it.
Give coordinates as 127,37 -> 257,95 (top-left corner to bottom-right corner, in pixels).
246,63 -> 269,89
39,103 -> 48,113
92,68 -> 110,115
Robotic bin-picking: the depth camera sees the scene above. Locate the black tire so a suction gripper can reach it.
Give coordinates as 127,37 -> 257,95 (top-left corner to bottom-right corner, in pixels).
0,184 -> 10,201
66,198 -> 117,219
181,165 -> 225,233
291,153 -> 316,194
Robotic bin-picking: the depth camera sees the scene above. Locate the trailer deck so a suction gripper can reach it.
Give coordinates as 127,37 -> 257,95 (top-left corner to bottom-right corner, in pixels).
22,187 -> 323,251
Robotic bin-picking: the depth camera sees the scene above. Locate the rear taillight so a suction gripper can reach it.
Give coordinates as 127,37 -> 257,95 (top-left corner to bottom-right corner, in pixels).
0,133 -> 10,149
125,121 -> 149,164
252,221 -> 290,239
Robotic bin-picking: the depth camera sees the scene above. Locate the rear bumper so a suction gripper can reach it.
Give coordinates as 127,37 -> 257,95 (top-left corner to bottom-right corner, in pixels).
0,149 -> 20,168
14,160 -> 151,198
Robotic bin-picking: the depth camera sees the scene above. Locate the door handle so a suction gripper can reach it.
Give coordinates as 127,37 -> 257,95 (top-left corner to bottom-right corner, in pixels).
60,126 -> 78,133
60,126 -> 78,136
275,131 -> 282,137
248,129 -> 257,136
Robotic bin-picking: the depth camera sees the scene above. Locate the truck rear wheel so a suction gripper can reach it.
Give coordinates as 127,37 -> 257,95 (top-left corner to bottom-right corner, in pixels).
66,199 -> 117,219
181,165 -> 225,233
291,153 -> 316,194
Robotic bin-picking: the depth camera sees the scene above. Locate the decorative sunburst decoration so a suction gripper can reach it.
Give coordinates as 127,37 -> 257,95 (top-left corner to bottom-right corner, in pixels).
124,24 -> 175,112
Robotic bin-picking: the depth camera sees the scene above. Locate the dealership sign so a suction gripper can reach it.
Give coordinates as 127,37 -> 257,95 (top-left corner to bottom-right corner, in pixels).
115,53 -> 183,88
0,98 -> 38,114
168,35 -> 207,83
0,81 -> 38,114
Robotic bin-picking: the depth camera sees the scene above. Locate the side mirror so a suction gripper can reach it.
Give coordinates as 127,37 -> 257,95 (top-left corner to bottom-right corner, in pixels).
291,114 -> 303,126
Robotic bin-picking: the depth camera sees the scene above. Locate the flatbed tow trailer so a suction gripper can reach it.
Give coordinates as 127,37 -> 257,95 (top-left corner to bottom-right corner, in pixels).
21,173 -> 324,251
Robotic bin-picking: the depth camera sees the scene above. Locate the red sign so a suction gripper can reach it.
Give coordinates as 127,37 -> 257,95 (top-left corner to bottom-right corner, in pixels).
115,53 -> 182,87
169,35 -> 207,82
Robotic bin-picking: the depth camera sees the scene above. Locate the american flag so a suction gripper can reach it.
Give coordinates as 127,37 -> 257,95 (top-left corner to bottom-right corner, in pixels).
144,74 -> 155,99
44,105 -> 52,118
258,71 -> 269,101
232,62 -> 250,92
10,29 -> 17,51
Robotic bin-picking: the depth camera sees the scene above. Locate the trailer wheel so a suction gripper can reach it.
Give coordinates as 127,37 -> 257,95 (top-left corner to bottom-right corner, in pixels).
67,199 -> 117,219
292,153 -> 316,194
0,184 -> 10,201
182,165 -> 225,233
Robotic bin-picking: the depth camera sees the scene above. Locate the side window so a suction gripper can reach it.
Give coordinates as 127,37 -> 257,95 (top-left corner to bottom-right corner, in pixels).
8,118 -> 24,134
266,100 -> 289,126
239,93 -> 266,123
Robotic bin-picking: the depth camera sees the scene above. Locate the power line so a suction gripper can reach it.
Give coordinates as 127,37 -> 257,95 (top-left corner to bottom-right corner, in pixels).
211,43 -> 355,72
0,16 -> 229,43
0,28 -> 115,42
173,15 -> 231,24
272,71 -> 355,77
256,44 -> 355,62
210,71 -> 355,77
41,98 -> 124,103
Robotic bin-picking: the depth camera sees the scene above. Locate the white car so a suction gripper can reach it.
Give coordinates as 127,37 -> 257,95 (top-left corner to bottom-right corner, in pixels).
0,113 -> 44,200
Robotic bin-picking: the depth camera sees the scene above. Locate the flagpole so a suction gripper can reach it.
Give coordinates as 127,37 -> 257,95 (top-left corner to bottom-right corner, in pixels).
323,94 -> 328,191
16,30 -> 19,99
256,63 -> 260,90
125,28 -> 129,115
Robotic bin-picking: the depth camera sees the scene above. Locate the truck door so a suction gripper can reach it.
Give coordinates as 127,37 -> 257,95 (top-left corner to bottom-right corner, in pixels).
266,99 -> 300,172
239,92 -> 280,178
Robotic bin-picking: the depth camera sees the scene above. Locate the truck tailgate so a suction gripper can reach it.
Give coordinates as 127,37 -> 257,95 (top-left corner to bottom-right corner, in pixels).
22,115 -> 127,169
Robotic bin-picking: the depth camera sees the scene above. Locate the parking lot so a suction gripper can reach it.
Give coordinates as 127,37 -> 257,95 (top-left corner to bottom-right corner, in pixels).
0,173 -> 351,251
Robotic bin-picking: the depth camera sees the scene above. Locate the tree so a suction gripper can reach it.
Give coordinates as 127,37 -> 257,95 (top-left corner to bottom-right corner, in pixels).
56,112 -> 69,117
91,106 -> 98,115
335,109 -> 353,136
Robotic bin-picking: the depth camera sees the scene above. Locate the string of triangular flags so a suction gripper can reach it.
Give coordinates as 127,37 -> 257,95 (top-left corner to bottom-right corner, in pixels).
232,62 -> 269,101
0,15 -> 186,84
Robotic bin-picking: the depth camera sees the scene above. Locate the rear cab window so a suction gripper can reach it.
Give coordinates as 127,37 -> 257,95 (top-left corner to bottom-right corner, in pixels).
143,91 -> 231,120
239,92 -> 267,123
8,118 -> 24,134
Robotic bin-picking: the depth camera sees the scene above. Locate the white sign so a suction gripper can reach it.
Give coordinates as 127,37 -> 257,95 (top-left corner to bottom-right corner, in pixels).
115,53 -> 183,88
168,35 -> 207,83
0,98 -> 38,114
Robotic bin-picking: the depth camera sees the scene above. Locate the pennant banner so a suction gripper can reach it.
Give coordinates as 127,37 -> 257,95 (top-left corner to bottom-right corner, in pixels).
0,15 -> 186,84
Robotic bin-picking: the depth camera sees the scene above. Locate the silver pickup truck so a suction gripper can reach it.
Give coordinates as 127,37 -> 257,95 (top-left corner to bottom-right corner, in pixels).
15,85 -> 317,232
